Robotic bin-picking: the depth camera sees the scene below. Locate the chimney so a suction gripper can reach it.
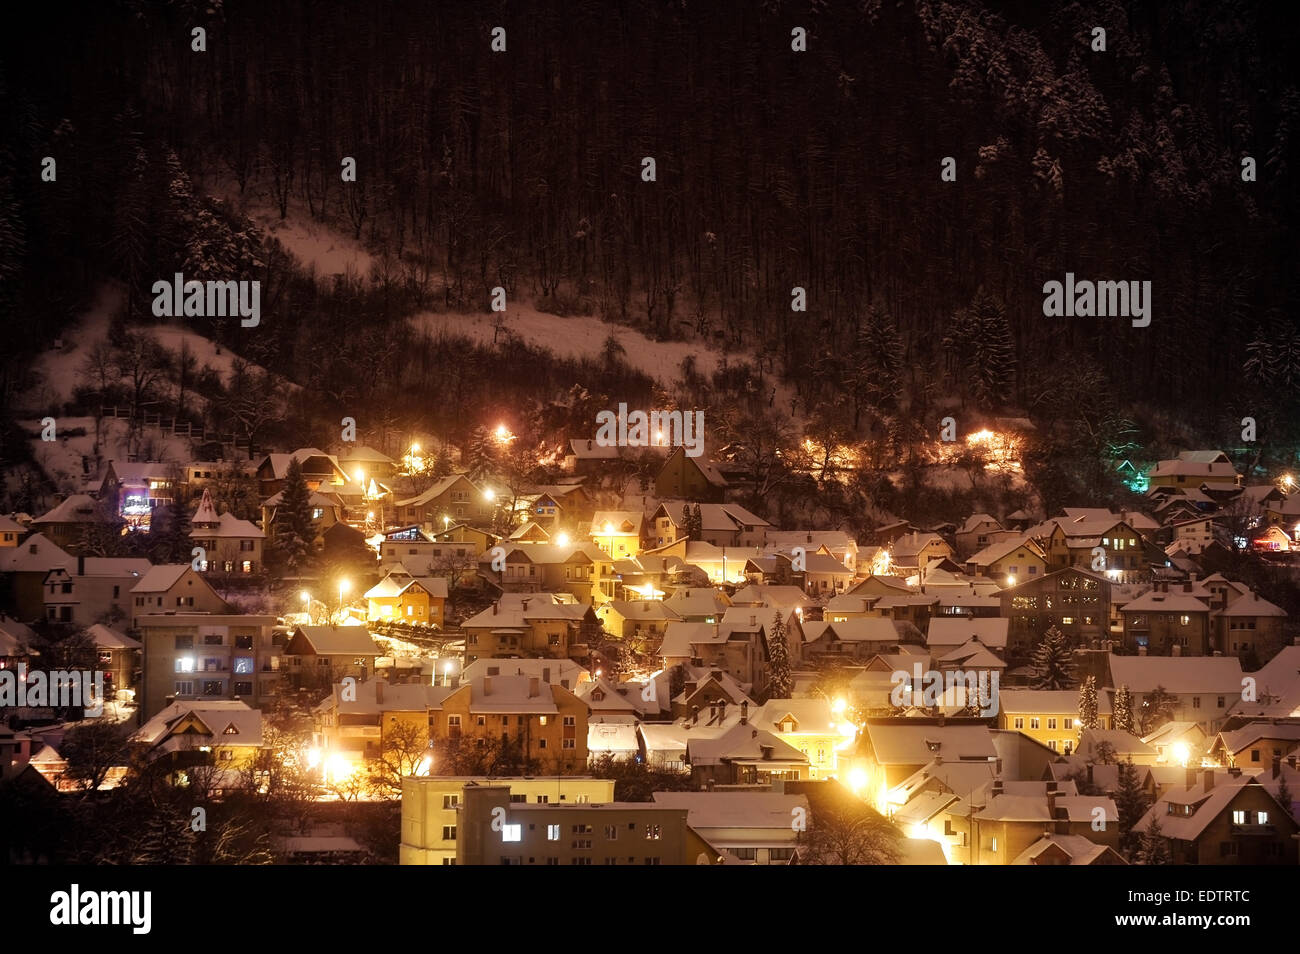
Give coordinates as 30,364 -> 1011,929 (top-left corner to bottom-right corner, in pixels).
1086,764 -> 1094,785
1227,766 -> 1242,778
750,615 -> 757,626
1185,766 -> 1198,789
740,701 -> 749,725
521,598 -> 530,612
529,676 -> 540,698
1272,754 -> 1282,779
691,705 -> 699,725
760,744 -> 774,761
717,700 -> 726,722
1288,755 -> 1297,770
1203,768 -> 1215,791
374,679 -> 384,704
991,780 -> 1003,797
492,601 -> 498,615
542,666 -> 551,683
78,554 -> 85,576
483,676 -> 492,695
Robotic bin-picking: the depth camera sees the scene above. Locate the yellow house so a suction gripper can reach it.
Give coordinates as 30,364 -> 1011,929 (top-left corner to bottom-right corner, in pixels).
130,699 -> 265,775
590,511 -> 644,560
754,699 -> 851,780
365,567 -> 449,627
0,515 -> 22,547
400,775 -> 616,864
997,689 -> 1112,755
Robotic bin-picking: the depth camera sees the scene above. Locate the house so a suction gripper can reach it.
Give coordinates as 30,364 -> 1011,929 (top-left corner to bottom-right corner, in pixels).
86,623 -> 141,696
672,669 -> 755,721
0,514 -> 26,548
1011,834 -> 1127,865
659,610 -> 781,694
1146,451 -> 1241,493
999,689 -> 1112,754
261,488 -> 346,547
42,555 -> 151,626
521,484 -> 595,534
30,494 -> 116,550
1117,589 -> 1214,656
0,615 -> 37,670
845,719 -> 999,815
444,783 -> 718,865
651,791 -> 806,864
955,513 -> 1012,560
661,587 -> 731,623
1107,655 -> 1245,729
1208,723 -> 1300,771
459,595 -> 601,664
650,502 -> 770,549
479,543 -> 614,603
336,445 -> 397,481
130,699 -> 264,773
765,530 -> 860,576
130,565 -> 232,628
686,719 -> 810,787
313,677 -> 452,768
654,446 -> 728,502
393,474 -> 492,528
947,784 -> 1119,865
439,674 -> 592,773
399,775 -> 616,864
364,566 -> 448,628
282,625 -> 383,689
136,614 -> 282,718
964,535 -> 1047,584
999,567 -> 1111,655
98,461 -> 182,530
1141,721 -> 1209,765
800,618 -> 899,662
926,618 -> 1009,654
254,448 -> 350,497
1132,769 -> 1298,864
753,698 -> 847,779
190,489 -> 264,575
594,600 -> 680,642
590,511 -> 645,559
1034,511 -> 1156,584
884,532 -> 954,582
564,438 -> 622,474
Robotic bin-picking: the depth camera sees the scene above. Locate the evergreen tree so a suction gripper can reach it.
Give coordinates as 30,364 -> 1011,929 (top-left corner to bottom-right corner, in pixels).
1114,757 -> 1150,855
1274,773 -> 1294,822
1112,684 -> 1136,734
1135,817 -> 1172,865
463,426 -> 496,483
274,458 -> 314,572
765,611 -> 793,699
1078,674 -> 1100,729
1138,685 -> 1179,736
1029,626 -> 1074,690
149,501 -> 192,564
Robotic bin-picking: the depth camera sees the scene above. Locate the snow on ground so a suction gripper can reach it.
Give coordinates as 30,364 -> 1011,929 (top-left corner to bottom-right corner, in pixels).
23,416 -> 193,494
25,283 -> 287,414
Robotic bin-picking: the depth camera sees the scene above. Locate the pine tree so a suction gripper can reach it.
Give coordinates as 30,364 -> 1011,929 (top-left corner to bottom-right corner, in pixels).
1078,674 -> 1100,729
968,287 -> 1016,410
1112,684 -> 1135,734
463,426 -> 496,483
765,611 -> 793,699
1114,757 -> 1150,855
1029,626 -> 1074,690
1275,772 -> 1294,822
150,501 -> 192,565
274,458 -> 314,572
1135,816 -> 1172,865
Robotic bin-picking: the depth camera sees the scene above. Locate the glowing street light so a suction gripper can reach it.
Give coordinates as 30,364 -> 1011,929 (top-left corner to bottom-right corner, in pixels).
484,488 -> 496,502
338,579 -> 350,623
443,515 -> 451,529
556,532 -> 570,547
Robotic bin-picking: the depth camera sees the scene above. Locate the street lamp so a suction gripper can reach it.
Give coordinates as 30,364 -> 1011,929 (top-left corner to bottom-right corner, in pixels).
484,488 -> 496,502
443,660 -> 454,687
338,579 -> 350,624
443,515 -> 451,529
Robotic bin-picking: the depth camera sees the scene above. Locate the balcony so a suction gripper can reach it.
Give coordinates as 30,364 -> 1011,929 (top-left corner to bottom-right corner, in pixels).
1230,823 -> 1276,835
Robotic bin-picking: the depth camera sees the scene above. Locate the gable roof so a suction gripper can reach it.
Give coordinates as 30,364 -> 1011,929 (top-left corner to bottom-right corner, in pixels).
286,626 -> 382,656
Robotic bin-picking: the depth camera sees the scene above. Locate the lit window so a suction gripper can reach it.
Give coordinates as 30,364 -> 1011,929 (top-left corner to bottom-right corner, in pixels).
547,825 -> 560,841
502,824 -> 521,842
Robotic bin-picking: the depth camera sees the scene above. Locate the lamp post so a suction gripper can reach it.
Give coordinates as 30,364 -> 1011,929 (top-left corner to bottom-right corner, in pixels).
301,591 -> 311,623
338,579 -> 350,625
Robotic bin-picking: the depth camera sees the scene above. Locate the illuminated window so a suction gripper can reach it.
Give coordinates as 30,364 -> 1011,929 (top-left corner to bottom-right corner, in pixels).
502,824 -> 521,842
547,825 -> 560,841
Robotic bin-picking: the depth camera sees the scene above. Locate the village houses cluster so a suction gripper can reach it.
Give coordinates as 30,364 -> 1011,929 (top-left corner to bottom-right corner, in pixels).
3,438 -> 1299,865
